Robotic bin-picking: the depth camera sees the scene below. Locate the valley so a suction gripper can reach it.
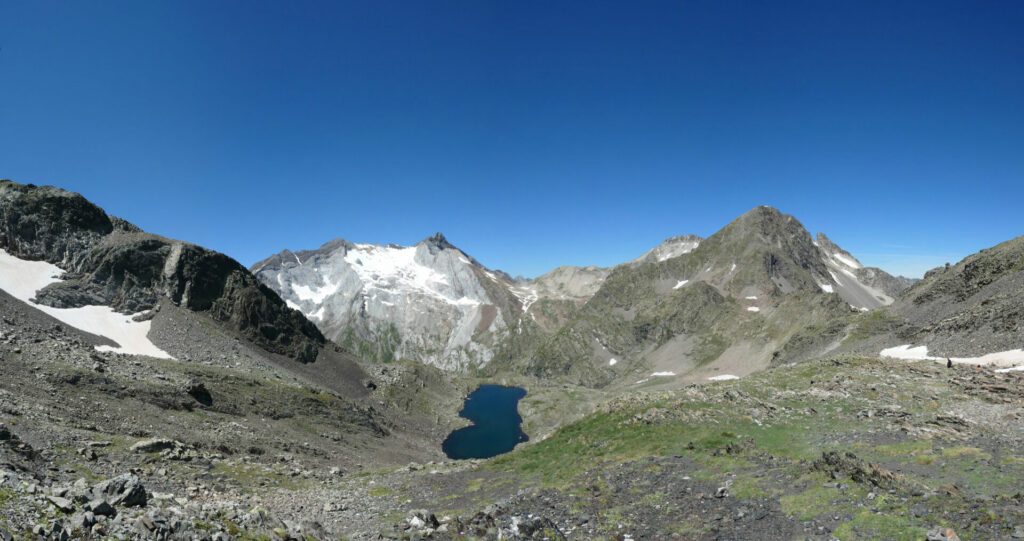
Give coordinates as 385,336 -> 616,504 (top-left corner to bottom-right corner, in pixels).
0,179 -> 1022,540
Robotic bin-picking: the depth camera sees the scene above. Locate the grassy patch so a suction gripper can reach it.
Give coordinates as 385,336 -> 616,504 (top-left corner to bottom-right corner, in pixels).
833,510 -> 927,541
368,486 -> 392,497
0,488 -> 13,507
940,446 -> 990,460
779,475 -> 867,521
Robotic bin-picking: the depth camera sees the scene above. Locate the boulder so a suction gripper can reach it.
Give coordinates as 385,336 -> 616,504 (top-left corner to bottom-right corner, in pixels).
85,499 -> 117,517
130,438 -> 179,453
184,379 -> 212,406
91,474 -> 147,507
46,496 -> 74,513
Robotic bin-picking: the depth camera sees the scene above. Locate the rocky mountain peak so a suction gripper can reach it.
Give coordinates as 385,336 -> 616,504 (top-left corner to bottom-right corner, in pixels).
421,232 -> 454,249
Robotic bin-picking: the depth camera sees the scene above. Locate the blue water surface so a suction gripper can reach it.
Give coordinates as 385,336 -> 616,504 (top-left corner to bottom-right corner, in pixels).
442,384 -> 528,460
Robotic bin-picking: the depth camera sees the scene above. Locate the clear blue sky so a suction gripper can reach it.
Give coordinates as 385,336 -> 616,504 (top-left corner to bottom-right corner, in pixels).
2,1 -> 1022,278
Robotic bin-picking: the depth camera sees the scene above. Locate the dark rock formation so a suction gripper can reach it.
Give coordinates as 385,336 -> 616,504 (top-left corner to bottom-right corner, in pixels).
0,180 -> 323,362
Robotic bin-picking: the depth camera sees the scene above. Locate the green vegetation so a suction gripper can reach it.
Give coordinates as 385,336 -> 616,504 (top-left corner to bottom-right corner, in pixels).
833,510 -> 928,541
368,486 -> 392,497
0,488 -> 13,507
472,356 -> 1024,537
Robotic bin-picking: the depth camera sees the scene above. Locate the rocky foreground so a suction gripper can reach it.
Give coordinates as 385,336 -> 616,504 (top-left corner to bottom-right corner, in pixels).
8,339 -> 1024,540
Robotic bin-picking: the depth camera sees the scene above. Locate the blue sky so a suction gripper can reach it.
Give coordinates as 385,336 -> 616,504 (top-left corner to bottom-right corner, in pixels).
1,1 -> 1022,278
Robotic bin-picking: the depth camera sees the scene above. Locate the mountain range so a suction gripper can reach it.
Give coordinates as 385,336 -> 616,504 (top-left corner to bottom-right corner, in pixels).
2,178 -> 1022,540
251,206 -> 918,386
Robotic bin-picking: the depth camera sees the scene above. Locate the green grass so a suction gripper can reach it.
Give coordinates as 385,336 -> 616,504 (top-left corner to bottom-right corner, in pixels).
368,486 -> 391,497
833,510 -> 928,541
0,488 -> 13,507
779,474 -> 868,521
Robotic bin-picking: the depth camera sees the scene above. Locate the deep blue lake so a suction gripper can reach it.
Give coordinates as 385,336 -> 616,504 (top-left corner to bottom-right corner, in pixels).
442,384 -> 529,460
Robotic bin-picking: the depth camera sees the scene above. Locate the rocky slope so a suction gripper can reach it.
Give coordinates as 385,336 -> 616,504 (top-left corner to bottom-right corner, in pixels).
774,234 -> 1024,368
0,282 -> 465,540
815,233 -> 916,309
889,235 -> 1024,353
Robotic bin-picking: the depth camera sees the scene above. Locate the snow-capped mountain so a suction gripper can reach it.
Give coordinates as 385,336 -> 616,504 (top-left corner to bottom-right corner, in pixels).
252,234 -> 528,370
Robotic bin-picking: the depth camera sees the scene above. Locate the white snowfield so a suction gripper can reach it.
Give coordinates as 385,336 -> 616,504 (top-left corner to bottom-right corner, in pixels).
0,249 -> 173,359
746,306 -> 760,312
708,374 -> 740,381
346,244 -> 480,307
650,371 -> 676,377
833,253 -> 861,270
608,358 -> 618,366
881,344 -> 1024,371
673,280 -> 689,290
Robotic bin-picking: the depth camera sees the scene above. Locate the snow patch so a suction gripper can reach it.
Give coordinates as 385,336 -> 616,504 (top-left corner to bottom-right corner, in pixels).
834,253 -> 861,269
881,345 -> 932,360
746,306 -> 760,312
673,280 -> 689,290
609,358 -> 618,366
0,249 -> 173,359
996,366 -> 1024,373
819,284 -> 834,293
744,296 -> 758,300
511,285 -> 539,313
650,371 -> 676,377
708,374 -> 740,381
881,344 -> 1024,368
292,278 -> 338,304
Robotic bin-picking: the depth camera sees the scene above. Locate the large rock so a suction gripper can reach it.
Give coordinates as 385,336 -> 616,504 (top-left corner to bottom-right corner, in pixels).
91,474 -> 148,507
130,438 -> 179,453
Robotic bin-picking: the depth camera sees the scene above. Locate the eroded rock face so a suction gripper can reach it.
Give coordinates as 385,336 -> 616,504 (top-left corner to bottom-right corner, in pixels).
0,180 -> 324,362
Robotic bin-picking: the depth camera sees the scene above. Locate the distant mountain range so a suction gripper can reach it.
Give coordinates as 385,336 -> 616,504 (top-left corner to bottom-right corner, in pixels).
251,205 -> 920,383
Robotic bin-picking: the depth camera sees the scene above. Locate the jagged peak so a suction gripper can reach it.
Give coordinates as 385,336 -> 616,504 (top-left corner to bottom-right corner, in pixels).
419,232 -> 456,250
